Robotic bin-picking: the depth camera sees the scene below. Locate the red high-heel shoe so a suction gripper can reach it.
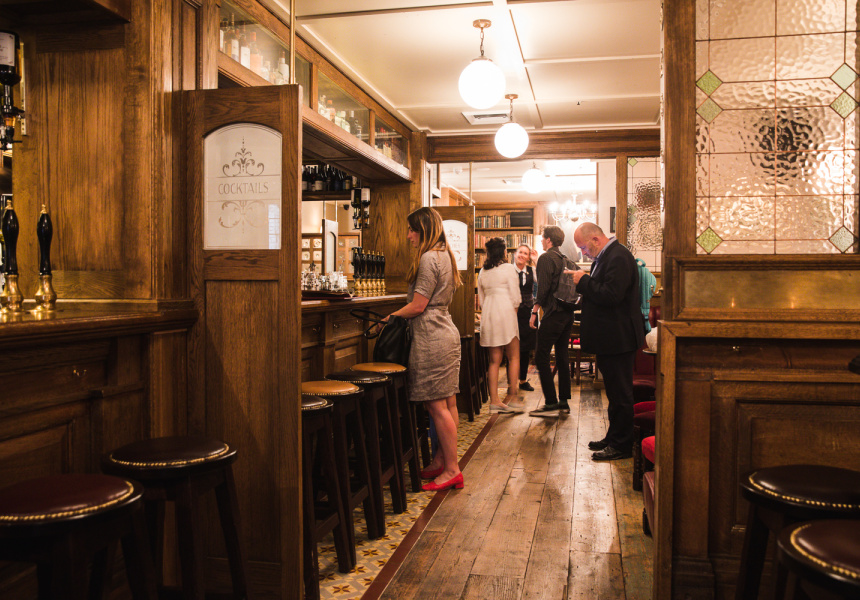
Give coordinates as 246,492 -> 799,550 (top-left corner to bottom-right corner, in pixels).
421,472 -> 464,492
420,466 -> 444,480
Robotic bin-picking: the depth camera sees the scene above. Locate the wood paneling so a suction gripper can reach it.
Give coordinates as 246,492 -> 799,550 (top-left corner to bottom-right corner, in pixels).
434,205 -> 475,338
427,129 -> 660,163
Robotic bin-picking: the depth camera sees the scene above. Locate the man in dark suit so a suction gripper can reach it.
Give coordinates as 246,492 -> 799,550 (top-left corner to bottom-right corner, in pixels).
570,222 -> 644,460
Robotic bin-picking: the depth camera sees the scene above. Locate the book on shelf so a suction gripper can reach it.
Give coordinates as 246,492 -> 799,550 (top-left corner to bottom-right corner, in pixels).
474,232 -> 534,250
475,214 -> 509,229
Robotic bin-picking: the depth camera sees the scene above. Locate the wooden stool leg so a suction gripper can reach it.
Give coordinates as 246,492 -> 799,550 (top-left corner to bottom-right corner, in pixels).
735,505 -> 770,600
381,387 -> 407,513
175,479 -> 206,600
52,535 -> 88,600
361,397 -> 387,535
399,381 -> 422,493
144,500 -> 165,583
214,467 -> 251,600
88,542 -> 116,600
417,403 -> 431,466
331,405 -> 358,564
348,402 -> 383,539
302,424 -> 321,600
121,507 -> 159,600
460,338 -> 475,422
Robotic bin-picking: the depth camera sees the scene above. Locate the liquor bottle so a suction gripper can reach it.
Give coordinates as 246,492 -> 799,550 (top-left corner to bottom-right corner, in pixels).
219,18 -> 226,53
326,99 -> 336,122
343,171 -> 352,191
239,25 -> 251,69
277,50 -> 289,83
249,32 -> 261,75
332,169 -> 343,192
229,15 -> 240,62
312,166 -> 324,192
318,94 -> 327,117
261,60 -> 271,83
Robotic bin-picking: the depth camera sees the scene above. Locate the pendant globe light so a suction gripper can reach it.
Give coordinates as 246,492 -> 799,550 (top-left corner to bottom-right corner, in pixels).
458,20 -> 506,110
494,94 -> 529,158
522,162 -> 545,194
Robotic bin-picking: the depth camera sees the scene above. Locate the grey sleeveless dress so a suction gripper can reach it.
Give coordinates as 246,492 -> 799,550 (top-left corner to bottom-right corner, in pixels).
407,247 -> 461,403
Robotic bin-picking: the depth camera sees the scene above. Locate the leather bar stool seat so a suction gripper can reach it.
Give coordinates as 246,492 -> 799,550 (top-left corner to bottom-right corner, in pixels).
351,362 -> 423,494
632,409 -> 656,492
0,473 -> 157,600
301,396 -> 353,600
310,373 -> 382,558
102,436 -> 250,600
778,519 -> 860,599
735,465 -> 860,600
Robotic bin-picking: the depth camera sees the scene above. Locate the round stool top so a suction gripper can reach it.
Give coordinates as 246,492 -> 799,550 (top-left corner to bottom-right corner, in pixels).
327,370 -> 389,386
641,436 -> 656,464
779,520 -> 860,589
742,465 -> 860,513
351,362 -> 406,374
302,395 -> 332,412
0,474 -> 139,525
633,411 -> 655,428
302,380 -> 361,397
461,334 -> 474,341
106,436 -> 234,471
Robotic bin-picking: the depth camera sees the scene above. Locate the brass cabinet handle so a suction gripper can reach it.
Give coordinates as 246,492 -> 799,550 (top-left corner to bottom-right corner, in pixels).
731,346 -> 741,353
333,322 -> 340,329
312,326 -> 321,334
73,368 -> 87,378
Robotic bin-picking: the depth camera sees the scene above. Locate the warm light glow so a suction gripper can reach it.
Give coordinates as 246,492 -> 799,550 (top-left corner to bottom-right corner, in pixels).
458,58 -> 505,109
494,122 -> 529,158
522,167 -> 545,193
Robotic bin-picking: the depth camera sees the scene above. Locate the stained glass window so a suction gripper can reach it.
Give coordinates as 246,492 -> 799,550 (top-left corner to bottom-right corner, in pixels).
695,0 -> 859,254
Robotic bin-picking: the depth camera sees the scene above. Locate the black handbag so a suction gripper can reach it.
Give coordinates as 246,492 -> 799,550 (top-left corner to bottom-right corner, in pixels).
350,308 -> 412,367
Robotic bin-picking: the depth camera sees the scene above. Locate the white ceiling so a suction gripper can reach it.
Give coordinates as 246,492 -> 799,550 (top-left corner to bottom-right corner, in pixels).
285,0 -> 661,201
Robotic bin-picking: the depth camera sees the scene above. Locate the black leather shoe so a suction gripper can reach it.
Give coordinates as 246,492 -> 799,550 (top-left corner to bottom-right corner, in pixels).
519,381 -> 535,391
592,446 -> 632,461
588,439 -> 608,451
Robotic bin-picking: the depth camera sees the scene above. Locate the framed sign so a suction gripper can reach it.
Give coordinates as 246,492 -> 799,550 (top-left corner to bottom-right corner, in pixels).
442,219 -> 468,270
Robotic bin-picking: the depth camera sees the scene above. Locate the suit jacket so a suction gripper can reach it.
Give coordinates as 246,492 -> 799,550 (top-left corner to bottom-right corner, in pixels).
575,240 -> 645,356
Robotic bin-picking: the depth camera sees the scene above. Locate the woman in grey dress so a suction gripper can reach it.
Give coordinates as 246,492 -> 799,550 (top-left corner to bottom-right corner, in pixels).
382,207 -> 464,492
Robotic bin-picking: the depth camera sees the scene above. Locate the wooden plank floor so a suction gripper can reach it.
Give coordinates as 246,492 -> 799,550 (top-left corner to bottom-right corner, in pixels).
379,378 -> 653,600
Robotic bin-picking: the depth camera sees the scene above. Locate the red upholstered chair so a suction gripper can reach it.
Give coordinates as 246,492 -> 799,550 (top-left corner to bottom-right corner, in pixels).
632,408 -> 656,491
641,436 -> 656,537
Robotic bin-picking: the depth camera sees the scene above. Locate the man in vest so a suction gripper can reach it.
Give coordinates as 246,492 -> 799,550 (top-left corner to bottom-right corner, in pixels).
569,222 -> 644,460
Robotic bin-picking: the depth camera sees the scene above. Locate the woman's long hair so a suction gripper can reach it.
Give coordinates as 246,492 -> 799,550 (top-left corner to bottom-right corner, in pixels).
483,237 -> 507,270
405,207 -> 462,289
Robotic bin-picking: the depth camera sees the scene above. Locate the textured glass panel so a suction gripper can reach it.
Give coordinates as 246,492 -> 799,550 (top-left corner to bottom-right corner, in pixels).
697,0 -> 710,40
698,98 -> 723,122
697,88 -> 709,107
697,196 -> 710,233
697,156 -> 710,196
697,227 -> 723,252
846,149 -> 858,193
775,240 -> 841,253
711,38 -> 775,82
710,153 -> 775,195
846,112 -> 859,149
631,158 -> 660,179
697,116 -> 712,153
829,226 -> 857,251
830,92 -> 859,118
712,82 -> 775,109
711,240 -> 776,253
697,244 -> 708,254
832,64 -> 859,90
696,41 -> 709,79
710,196 -> 774,239
776,0 -> 846,35
777,107 -> 846,152
775,151 -> 845,195
776,34 -> 846,79
710,0 -> 775,39
775,78 -> 844,107
629,179 -> 664,252
710,109 -> 775,153
774,195 -> 843,238
846,195 -> 858,231
849,1 -> 857,31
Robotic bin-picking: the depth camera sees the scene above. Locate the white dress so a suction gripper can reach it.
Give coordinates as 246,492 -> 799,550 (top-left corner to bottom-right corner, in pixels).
478,262 -> 521,347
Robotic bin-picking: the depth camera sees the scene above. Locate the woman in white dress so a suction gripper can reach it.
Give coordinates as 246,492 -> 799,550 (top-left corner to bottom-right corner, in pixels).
477,238 -> 522,413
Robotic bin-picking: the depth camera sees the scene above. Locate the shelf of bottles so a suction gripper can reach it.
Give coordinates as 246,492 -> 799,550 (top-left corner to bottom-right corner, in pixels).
219,0 -> 310,93
316,72 -> 370,144
374,119 -> 406,167
302,164 -> 355,198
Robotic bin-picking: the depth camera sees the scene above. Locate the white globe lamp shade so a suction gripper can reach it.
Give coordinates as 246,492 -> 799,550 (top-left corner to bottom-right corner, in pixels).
522,168 -> 545,194
458,58 -> 505,109
494,122 -> 529,158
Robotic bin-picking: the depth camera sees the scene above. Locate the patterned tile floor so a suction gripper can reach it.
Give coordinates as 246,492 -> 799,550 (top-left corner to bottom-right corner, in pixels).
317,405 -> 493,600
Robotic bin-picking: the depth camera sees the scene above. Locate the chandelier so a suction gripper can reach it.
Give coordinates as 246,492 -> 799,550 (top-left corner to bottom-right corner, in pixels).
548,195 -> 595,224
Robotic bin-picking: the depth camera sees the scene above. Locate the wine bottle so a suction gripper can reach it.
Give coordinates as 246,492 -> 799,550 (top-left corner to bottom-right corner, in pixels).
229,15 -> 239,62
0,30 -> 20,87
249,32 -> 261,75
239,25 -> 251,69
301,166 -> 308,192
313,166 -> 324,192
278,50 -> 289,83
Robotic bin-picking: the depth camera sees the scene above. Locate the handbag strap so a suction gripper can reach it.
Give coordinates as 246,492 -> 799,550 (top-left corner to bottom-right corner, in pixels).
350,308 -> 386,339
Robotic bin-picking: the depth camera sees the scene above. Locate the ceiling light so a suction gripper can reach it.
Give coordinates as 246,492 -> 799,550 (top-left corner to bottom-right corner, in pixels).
494,94 -> 528,158
522,163 -> 544,194
458,20 -> 505,110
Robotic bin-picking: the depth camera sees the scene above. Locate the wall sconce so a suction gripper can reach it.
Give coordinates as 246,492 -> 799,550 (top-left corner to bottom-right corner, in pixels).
522,162 -> 544,194
494,94 -> 528,158
0,31 -> 23,150
458,19 -> 505,110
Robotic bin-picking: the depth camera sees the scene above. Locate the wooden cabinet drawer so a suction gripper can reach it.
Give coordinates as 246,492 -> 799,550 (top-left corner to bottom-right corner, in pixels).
302,315 -> 323,347
678,341 -> 787,371
331,313 -> 366,340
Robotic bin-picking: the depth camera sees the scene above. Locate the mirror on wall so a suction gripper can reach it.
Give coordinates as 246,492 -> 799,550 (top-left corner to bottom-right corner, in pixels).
301,200 -> 361,277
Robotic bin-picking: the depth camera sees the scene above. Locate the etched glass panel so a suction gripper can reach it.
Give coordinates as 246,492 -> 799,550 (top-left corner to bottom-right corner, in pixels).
204,123 -> 282,250
627,156 -> 663,271
695,0 -> 859,254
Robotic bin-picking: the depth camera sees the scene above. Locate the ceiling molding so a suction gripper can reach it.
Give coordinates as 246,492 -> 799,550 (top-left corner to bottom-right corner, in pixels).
297,2 -> 493,20
525,53 -> 661,65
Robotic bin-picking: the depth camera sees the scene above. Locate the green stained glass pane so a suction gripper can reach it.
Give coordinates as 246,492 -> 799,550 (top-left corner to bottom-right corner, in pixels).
697,98 -> 723,123
829,227 -> 856,252
628,157 -> 638,167
831,64 -> 858,91
697,228 -> 722,253
830,92 -> 858,118
696,70 -> 722,96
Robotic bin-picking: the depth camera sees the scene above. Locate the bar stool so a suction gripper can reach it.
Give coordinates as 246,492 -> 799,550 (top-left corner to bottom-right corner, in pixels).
631,407 -> 656,491
102,436 -> 251,600
351,362 -> 424,493
735,465 -> 860,600
459,335 -> 480,421
301,395 -> 353,600
777,519 -> 860,599
0,473 -> 157,600
311,373 -> 384,550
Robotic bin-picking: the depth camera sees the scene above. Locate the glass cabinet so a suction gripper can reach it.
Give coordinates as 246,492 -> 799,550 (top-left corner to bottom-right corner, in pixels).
219,1 -> 290,84
374,119 -> 407,167
317,72 -> 370,143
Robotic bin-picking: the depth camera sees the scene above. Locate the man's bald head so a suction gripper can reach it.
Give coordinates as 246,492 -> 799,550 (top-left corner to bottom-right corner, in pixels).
573,222 -> 610,260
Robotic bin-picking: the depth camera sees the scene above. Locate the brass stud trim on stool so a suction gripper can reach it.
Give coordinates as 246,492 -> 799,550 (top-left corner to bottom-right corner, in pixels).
789,523 -> 860,580
0,482 -> 134,522
106,445 -> 230,469
748,472 -> 860,510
